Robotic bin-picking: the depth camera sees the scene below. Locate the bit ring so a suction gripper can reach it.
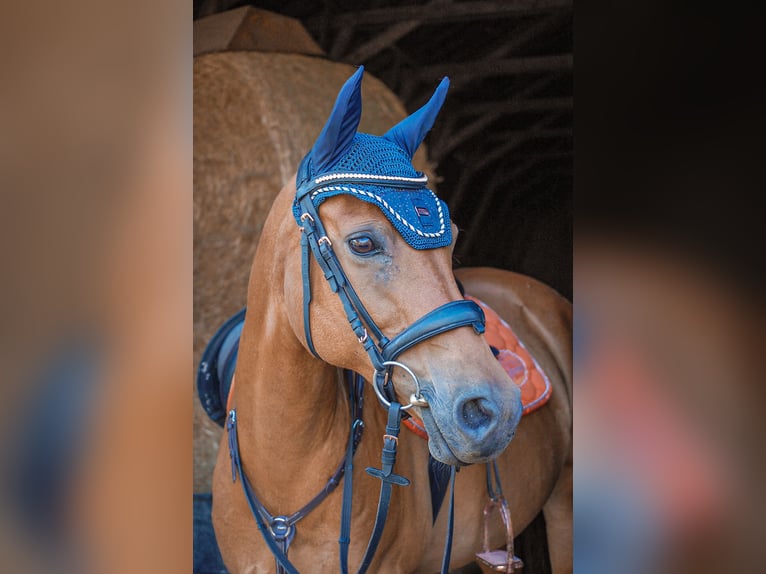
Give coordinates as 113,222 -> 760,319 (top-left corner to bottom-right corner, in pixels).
372,360 -> 429,411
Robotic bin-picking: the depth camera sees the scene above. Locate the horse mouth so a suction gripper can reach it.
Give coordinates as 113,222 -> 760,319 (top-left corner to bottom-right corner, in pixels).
415,388 -> 519,466
417,406 -> 465,465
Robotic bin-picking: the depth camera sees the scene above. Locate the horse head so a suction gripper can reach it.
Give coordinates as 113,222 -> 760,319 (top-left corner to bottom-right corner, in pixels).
282,67 -> 522,465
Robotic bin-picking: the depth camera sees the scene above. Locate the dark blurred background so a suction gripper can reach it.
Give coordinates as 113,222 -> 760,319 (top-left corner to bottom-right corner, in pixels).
575,2 -> 766,573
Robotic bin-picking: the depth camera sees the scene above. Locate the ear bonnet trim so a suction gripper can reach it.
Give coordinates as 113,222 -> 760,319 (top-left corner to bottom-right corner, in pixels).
310,184 -> 447,240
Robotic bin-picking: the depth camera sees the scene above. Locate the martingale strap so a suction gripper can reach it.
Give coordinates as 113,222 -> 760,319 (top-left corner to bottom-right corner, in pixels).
226,373 -> 365,574
227,410 -> 299,574
228,378 -> 453,574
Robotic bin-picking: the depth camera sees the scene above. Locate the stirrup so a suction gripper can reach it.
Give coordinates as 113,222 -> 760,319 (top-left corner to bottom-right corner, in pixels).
474,497 -> 524,572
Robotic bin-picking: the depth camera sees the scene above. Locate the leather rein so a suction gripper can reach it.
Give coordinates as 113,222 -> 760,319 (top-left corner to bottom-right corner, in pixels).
226,169 -> 487,574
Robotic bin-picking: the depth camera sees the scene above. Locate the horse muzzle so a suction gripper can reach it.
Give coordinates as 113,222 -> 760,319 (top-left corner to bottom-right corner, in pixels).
418,382 -> 522,465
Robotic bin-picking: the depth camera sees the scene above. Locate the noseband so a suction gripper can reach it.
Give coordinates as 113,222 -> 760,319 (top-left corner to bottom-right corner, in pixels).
295,170 -> 486,410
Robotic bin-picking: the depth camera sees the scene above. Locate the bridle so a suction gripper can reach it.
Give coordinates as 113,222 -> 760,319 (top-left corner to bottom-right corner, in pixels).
294,164 -> 487,411
226,165 -> 487,574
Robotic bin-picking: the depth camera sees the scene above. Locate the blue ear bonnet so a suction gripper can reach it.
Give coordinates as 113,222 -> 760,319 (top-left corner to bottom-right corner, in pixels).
293,67 -> 452,250
293,134 -> 451,249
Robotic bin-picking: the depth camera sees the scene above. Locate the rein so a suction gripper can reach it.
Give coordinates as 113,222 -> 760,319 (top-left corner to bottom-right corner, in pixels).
226,168 -> 487,573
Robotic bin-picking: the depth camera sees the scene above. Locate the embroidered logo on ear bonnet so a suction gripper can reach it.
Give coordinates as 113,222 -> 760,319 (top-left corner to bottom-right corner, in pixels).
294,66 -> 452,250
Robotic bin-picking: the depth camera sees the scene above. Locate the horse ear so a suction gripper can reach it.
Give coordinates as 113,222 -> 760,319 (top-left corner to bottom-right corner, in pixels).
309,66 -> 365,173
383,77 -> 449,158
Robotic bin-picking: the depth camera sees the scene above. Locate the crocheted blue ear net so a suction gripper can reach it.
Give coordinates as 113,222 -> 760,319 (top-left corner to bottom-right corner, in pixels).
293,68 -> 452,250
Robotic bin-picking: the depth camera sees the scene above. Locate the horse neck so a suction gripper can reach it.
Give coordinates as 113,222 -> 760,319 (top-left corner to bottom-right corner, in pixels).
232,194 -> 351,509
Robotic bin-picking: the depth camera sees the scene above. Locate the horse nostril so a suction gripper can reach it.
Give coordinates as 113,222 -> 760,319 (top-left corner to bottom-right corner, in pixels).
460,397 -> 494,430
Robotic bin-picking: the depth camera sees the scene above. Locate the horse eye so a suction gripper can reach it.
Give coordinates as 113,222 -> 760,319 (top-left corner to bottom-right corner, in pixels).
348,235 -> 377,255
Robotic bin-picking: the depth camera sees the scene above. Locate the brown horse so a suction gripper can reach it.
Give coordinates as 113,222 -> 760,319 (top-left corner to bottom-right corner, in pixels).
211,68 -> 571,573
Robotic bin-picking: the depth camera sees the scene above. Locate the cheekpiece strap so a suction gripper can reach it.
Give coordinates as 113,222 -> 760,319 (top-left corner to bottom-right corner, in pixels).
298,193 -> 386,369
300,230 -> 321,360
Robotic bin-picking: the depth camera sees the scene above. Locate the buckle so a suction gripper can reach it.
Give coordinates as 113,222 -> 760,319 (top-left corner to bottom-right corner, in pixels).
383,434 -> 399,445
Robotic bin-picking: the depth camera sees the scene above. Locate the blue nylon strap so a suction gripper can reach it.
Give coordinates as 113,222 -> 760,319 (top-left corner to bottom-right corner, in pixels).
381,300 -> 486,361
